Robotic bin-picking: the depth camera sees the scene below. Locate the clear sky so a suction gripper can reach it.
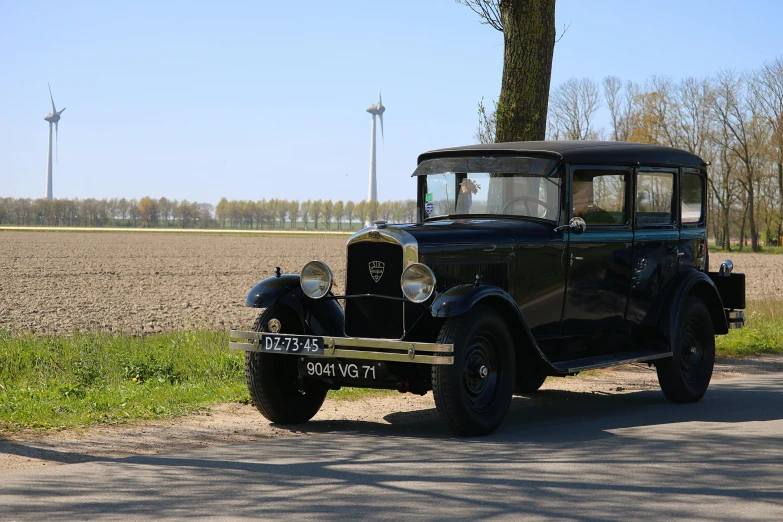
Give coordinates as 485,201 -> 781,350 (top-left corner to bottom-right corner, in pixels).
2,0 -> 782,204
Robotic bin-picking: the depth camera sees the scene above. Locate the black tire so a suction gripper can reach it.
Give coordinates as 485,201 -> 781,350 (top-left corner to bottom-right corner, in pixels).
656,297 -> 715,403
431,305 -> 516,436
515,372 -> 547,394
245,305 -> 328,424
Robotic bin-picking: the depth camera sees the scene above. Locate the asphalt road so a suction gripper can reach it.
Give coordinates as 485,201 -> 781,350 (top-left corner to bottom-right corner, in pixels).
2,374 -> 782,521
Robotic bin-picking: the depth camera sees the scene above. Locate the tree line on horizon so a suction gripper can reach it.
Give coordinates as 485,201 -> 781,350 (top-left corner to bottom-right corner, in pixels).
0,196 -> 417,231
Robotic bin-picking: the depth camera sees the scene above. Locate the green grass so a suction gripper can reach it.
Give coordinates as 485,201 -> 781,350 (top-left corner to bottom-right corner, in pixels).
716,300 -> 783,357
0,330 -> 389,432
1,299 -> 779,432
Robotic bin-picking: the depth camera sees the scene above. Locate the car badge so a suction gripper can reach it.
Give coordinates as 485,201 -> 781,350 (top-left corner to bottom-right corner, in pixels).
369,261 -> 385,283
267,318 -> 282,333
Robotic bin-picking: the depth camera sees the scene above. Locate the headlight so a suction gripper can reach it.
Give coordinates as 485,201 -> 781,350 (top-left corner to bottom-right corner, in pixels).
300,260 -> 333,299
400,263 -> 436,303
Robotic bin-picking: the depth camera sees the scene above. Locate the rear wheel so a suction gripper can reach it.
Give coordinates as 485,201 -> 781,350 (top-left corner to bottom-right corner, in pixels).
245,305 -> 328,424
656,297 -> 715,403
432,305 -> 515,436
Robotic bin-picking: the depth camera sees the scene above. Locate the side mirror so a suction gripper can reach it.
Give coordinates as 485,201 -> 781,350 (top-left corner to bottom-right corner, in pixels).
554,217 -> 587,234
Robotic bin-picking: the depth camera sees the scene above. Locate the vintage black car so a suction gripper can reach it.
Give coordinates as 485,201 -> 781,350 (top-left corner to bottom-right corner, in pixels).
229,141 -> 746,436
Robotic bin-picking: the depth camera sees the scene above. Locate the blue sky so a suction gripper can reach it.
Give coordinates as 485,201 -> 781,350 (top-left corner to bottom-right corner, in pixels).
1,0 -> 782,204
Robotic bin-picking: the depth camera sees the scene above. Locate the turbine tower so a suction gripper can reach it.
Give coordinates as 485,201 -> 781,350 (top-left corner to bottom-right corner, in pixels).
365,92 -> 385,224
43,83 -> 66,200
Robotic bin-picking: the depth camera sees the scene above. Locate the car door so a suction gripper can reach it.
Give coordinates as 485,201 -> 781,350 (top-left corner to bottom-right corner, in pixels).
626,167 -> 681,326
562,165 -> 633,337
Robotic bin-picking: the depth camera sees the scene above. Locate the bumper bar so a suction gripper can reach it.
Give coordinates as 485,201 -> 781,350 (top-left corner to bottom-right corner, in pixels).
727,309 -> 745,330
229,330 -> 454,365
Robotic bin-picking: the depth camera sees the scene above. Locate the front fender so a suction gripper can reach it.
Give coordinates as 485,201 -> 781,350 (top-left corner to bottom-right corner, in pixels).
430,284 -> 563,376
430,284 -> 519,318
245,274 -> 344,337
246,274 -> 300,308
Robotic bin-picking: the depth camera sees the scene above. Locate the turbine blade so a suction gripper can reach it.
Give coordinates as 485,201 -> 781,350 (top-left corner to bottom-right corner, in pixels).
48,82 -> 57,113
55,121 -> 59,163
58,107 -> 66,115
379,113 -> 384,145
379,91 -> 382,106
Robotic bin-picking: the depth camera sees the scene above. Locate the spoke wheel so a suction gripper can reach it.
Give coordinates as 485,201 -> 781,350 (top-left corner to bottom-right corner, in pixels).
656,297 -> 715,403
432,305 -> 515,436
462,334 -> 500,411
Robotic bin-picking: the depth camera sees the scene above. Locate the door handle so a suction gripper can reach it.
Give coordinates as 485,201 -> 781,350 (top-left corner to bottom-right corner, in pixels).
570,254 -> 583,266
676,250 -> 685,258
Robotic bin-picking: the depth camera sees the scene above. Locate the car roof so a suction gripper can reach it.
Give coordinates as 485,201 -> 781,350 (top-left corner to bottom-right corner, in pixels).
417,140 -> 707,168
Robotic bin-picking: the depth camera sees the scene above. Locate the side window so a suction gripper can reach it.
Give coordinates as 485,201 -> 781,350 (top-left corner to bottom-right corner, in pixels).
681,173 -> 705,224
636,171 -> 675,226
572,169 -> 628,225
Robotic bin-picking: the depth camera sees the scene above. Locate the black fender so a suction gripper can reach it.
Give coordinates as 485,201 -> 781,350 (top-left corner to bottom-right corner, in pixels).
659,269 -> 729,350
430,284 -> 563,375
245,274 -> 344,337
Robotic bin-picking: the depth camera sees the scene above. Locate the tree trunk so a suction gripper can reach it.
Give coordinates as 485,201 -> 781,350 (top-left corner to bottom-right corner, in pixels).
495,0 -> 556,143
747,184 -> 759,251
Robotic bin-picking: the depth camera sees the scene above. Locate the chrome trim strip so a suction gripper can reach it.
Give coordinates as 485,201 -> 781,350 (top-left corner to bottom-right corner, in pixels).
228,330 -> 454,365
347,225 -> 419,268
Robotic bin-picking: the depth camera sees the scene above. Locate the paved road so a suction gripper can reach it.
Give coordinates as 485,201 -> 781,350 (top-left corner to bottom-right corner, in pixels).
2,375 -> 782,521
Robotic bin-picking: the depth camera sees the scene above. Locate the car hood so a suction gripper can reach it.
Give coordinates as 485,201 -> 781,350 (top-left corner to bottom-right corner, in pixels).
396,218 -> 557,250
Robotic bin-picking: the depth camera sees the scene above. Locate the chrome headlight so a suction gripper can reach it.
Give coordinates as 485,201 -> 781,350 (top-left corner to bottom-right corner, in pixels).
300,261 -> 333,299
400,263 -> 436,303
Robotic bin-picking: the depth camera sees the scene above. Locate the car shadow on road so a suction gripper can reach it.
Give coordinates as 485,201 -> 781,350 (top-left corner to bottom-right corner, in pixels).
295,374 -> 783,442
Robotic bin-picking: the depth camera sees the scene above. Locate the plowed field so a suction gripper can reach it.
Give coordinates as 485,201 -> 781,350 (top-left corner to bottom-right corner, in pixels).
0,231 -> 780,335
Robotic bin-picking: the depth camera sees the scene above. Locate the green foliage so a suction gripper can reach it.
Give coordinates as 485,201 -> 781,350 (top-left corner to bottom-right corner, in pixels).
0,330 -> 396,432
0,331 -> 247,431
716,300 -> 783,357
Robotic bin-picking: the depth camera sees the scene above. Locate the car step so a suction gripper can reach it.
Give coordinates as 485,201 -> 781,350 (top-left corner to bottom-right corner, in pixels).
552,350 -> 673,374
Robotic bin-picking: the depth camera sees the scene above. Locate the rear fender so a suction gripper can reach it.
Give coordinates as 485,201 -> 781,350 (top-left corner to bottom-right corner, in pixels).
430,284 -> 563,375
245,274 -> 344,336
659,270 -> 729,349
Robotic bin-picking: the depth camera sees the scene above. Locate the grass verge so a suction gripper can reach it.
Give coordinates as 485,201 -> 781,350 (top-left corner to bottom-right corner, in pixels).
1,299 -> 779,431
0,330 -> 390,432
716,300 -> 783,357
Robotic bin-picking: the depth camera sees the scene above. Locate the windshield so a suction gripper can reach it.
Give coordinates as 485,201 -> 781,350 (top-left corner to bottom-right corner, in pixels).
414,156 -> 561,221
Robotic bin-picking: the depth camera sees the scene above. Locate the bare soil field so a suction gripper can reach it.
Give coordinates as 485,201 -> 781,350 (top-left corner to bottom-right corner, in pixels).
1,230 -> 781,335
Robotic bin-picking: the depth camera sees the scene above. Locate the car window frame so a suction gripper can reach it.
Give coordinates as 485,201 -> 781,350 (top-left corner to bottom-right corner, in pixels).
568,164 -> 632,230
633,166 -> 679,230
680,167 -> 707,229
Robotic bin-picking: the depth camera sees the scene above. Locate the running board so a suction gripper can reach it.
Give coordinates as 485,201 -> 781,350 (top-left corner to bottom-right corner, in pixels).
552,351 -> 672,374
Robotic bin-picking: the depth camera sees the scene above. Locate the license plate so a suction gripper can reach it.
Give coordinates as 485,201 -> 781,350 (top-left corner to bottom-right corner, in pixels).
260,334 -> 323,355
301,360 -> 387,381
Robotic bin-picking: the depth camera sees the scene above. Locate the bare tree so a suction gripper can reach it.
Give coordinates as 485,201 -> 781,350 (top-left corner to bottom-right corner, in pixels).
548,77 -> 601,140
711,71 -> 769,251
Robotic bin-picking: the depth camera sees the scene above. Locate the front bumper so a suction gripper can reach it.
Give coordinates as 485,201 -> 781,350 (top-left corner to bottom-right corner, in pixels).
228,330 -> 454,365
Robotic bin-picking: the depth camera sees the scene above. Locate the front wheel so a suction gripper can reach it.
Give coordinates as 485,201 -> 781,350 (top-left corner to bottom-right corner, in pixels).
432,305 -> 516,436
245,305 -> 328,424
655,297 -> 715,403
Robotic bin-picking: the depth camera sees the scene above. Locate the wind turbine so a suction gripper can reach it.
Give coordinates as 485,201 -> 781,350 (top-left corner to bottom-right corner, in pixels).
43,83 -> 66,200
365,92 -> 385,225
